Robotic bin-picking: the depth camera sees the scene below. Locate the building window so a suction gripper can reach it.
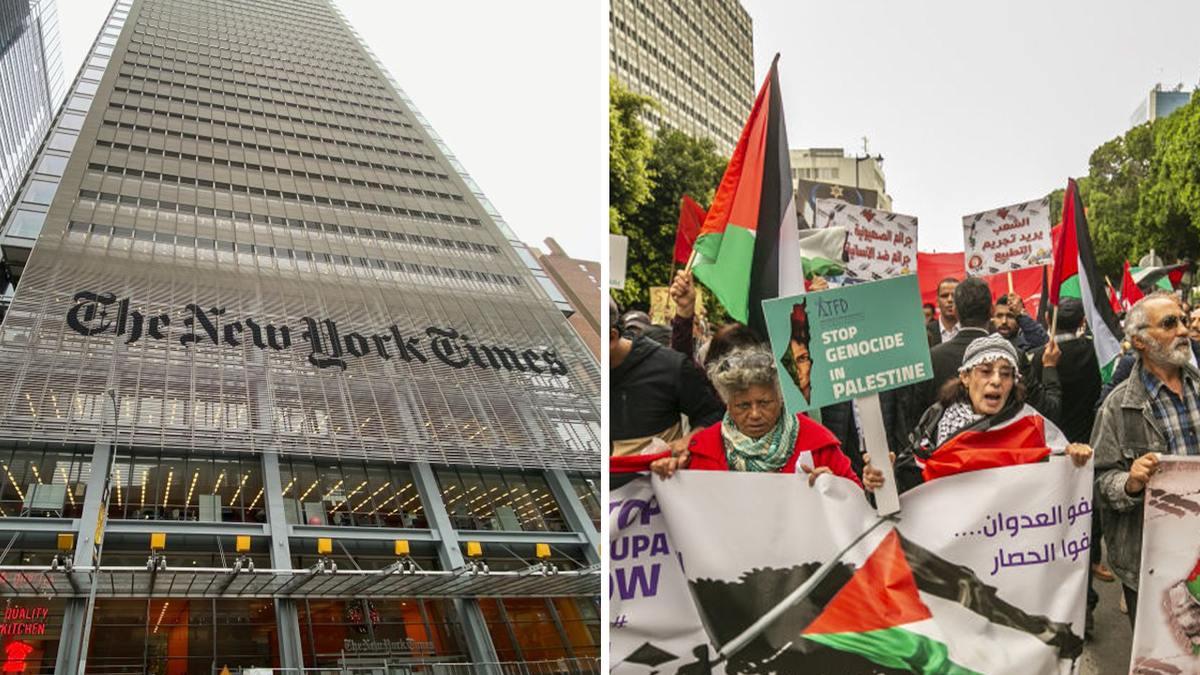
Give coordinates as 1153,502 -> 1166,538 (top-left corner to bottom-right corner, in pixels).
435,467 -> 566,532
108,450 -> 263,523
277,458 -> 426,529
0,446 -> 89,519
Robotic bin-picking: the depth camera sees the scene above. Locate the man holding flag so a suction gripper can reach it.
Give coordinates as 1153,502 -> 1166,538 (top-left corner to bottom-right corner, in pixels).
690,54 -> 803,337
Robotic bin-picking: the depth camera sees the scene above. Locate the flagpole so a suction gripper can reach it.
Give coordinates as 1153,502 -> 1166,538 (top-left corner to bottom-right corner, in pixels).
1007,271 -> 1014,295
714,515 -> 894,662
684,249 -> 698,274
1051,305 -> 1059,336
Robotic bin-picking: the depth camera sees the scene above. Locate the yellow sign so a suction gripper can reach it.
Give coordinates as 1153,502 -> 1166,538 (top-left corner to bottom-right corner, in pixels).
649,287 -> 705,326
219,667 -> 230,675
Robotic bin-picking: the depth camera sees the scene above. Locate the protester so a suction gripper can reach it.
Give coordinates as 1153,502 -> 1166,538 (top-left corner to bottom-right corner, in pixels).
901,277 -> 992,435
923,302 -> 936,325
648,346 -> 863,488
892,333 -> 1092,494
610,297 -> 724,456
1030,297 -> 1110,633
1094,292 -> 1200,628
621,310 -> 653,336
993,292 -> 1049,353
1190,306 -> 1200,342
927,277 -> 959,347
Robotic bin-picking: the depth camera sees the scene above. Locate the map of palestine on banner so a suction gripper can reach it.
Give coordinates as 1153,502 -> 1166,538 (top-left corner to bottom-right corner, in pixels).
1130,457 -> 1200,673
610,461 -> 1092,675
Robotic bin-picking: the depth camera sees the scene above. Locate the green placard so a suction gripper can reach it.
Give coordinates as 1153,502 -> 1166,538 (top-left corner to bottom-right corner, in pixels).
763,275 -> 933,414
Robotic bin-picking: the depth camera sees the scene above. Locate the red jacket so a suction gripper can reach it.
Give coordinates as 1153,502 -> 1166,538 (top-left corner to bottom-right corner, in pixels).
686,414 -> 862,487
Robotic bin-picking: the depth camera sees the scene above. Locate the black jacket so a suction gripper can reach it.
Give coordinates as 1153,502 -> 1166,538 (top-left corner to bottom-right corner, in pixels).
610,335 -> 724,445
1030,335 -> 1100,443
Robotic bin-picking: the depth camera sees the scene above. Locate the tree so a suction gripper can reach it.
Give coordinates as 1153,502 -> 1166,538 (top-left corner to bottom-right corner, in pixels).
609,78 -> 655,235
614,128 -> 728,311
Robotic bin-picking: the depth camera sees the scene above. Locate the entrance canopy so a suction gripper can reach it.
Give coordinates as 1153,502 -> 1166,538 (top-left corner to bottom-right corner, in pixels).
0,564 -> 600,599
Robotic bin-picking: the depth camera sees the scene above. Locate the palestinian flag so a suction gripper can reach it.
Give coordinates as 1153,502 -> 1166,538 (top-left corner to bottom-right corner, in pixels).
1130,262 -> 1189,294
1121,261 -> 1145,308
673,194 -> 707,264
920,411 -> 1059,483
692,54 -> 802,335
798,227 -> 847,279
1047,179 -> 1123,381
799,529 -> 1081,674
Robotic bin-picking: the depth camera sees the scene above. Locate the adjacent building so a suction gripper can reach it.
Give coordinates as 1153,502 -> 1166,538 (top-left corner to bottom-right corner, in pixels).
1130,83 -> 1194,127
790,147 -> 893,224
609,0 -> 754,156
0,0 -> 65,251
0,0 -> 600,673
533,239 -> 601,360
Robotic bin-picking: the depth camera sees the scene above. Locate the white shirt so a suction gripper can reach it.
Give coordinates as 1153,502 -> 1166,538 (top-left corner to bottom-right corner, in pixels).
940,320 -> 959,344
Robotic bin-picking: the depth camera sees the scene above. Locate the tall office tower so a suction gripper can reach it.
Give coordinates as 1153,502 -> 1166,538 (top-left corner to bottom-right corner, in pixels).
609,0 -> 754,156
0,1 -> 600,673
0,0 -> 64,237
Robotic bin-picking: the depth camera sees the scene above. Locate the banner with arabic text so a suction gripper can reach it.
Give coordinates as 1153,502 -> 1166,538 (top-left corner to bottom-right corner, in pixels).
962,197 -> 1053,275
610,460 -> 1091,675
814,199 -> 917,281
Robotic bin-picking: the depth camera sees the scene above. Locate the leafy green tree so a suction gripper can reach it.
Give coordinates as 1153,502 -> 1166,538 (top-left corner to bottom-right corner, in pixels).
609,78 -> 655,234
615,128 -> 728,312
1138,93 -> 1200,265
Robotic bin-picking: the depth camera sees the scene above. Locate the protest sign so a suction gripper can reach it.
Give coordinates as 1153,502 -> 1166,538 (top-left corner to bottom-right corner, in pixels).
762,275 -> 931,414
814,199 -> 917,281
649,286 -> 706,326
962,197 -> 1053,275
610,459 -> 1090,675
610,234 -> 629,289
1129,457 -> 1200,672
610,476 -> 725,675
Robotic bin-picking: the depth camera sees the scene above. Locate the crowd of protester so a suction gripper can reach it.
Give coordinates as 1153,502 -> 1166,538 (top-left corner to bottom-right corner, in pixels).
611,270 -> 1200,639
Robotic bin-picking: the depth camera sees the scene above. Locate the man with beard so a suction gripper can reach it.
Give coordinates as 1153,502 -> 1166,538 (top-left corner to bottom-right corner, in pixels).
1094,292 -> 1200,627
993,292 -> 1048,355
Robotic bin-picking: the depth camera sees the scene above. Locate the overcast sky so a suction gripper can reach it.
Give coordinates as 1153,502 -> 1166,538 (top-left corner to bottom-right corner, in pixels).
743,0 -> 1200,252
56,0 -> 606,261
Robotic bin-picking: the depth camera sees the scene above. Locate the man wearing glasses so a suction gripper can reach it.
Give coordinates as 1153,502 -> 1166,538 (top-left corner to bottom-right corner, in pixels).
1094,291 -> 1200,627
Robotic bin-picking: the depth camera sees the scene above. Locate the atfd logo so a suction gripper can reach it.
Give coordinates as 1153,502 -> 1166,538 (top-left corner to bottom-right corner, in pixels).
2,641 -> 32,673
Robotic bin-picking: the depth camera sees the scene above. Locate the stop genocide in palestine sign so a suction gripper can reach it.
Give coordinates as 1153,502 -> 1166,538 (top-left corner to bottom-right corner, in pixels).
763,275 -> 932,414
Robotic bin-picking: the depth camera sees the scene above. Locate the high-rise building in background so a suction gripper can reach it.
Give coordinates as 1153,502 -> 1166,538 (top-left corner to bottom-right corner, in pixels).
609,0 -> 754,156
0,0 -> 600,673
1130,82 -> 1194,127
0,0 -> 64,244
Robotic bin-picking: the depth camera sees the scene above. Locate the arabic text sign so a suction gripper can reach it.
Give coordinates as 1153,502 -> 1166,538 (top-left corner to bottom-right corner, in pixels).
962,197 -> 1053,275
815,199 -> 918,280
762,275 -> 932,414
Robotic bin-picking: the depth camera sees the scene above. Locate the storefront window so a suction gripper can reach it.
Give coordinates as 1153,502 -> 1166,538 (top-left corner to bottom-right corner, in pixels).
299,598 -> 463,668
0,598 -> 66,674
479,598 -> 582,663
278,459 -> 425,528
89,599 -> 277,674
109,451 -> 262,522
0,446 -> 89,519
437,467 -> 567,532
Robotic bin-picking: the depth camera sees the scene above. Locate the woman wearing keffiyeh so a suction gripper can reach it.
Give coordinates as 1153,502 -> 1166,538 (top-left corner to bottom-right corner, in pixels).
649,345 -> 867,490
888,333 -> 1093,494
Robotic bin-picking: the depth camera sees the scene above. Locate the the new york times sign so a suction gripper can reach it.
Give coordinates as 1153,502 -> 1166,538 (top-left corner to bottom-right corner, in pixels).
66,291 -> 569,374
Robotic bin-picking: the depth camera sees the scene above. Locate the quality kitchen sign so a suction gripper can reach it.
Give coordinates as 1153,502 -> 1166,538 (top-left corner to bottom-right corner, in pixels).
65,291 -> 569,375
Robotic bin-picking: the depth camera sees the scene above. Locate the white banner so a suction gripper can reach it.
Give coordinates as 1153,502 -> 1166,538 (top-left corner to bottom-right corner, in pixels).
814,199 -> 918,281
611,461 -> 1090,674
1130,456 -> 1200,673
610,234 -> 629,289
962,197 -> 1054,275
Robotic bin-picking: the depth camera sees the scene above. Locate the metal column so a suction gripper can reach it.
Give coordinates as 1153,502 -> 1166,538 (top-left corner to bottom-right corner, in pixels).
545,469 -> 600,565
412,462 -> 501,675
263,450 -> 305,672
55,437 -> 112,675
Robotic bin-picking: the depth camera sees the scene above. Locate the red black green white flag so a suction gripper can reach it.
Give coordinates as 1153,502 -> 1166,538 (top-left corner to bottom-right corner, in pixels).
692,55 -> 802,335
1047,178 -> 1123,381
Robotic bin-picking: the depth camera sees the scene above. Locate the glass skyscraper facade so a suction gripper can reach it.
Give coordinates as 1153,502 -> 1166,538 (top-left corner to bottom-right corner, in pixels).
0,0 -> 600,672
0,0 -> 64,251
